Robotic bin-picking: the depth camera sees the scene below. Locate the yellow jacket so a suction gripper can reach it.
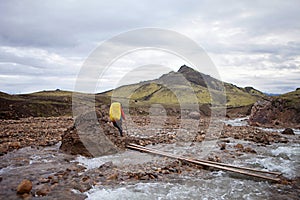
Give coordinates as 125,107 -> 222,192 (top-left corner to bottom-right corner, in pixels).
109,102 -> 125,121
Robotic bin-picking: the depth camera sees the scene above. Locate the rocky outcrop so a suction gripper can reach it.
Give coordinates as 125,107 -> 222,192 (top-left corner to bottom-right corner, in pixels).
59,109 -> 178,158
249,98 -> 300,128
60,109 -> 120,157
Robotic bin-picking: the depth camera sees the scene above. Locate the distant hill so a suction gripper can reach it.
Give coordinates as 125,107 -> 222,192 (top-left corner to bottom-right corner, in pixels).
104,65 -> 265,107
0,90 -> 111,119
0,90 -> 72,119
0,66 -> 276,119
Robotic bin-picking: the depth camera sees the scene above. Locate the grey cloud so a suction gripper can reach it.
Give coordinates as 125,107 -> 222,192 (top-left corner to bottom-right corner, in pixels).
0,0 -> 299,94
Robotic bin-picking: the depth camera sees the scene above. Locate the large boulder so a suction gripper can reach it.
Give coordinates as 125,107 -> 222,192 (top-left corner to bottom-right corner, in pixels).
60,110 -> 120,157
249,97 -> 300,127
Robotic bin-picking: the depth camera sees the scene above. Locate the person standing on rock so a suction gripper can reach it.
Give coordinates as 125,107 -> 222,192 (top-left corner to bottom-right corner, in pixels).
109,102 -> 126,137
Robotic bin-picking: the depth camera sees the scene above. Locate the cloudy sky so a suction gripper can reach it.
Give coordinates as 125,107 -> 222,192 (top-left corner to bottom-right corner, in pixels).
0,0 -> 299,94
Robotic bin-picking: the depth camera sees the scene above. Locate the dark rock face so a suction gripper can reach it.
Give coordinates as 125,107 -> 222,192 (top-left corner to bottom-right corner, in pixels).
60,110 -> 120,158
177,65 -> 223,91
249,98 -> 300,127
282,128 -> 295,135
60,109 -> 178,158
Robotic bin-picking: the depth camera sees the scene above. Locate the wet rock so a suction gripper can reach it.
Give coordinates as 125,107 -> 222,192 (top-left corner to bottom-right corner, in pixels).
235,143 -> 244,150
106,173 -> 118,181
208,155 -> 221,162
17,179 -> 32,194
249,97 -> 300,127
50,178 -> 59,185
188,111 -> 200,120
244,147 -> 257,154
220,143 -> 226,150
35,184 -> 51,196
38,177 -> 50,184
99,161 -> 113,170
21,193 -> 32,200
282,128 -> 295,135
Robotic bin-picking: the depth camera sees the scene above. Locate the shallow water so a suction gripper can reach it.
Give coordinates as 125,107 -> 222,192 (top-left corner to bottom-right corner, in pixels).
81,118 -> 300,200
1,117 -> 299,199
80,137 -> 299,200
224,117 -> 249,127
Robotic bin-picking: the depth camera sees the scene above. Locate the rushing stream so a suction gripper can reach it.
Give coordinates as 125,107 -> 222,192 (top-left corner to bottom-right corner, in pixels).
80,118 -> 300,200
0,117 -> 299,199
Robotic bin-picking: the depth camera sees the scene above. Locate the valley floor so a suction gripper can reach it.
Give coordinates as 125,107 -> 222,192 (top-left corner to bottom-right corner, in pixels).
0,116 -> 299,199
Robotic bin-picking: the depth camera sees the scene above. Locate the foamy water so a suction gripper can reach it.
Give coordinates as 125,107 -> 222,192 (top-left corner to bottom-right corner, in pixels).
75,149 -> 162,170
223,117 -> 249,126
80,139 -> 299,199
81,117 -> 300,200
85,173 -> 278,200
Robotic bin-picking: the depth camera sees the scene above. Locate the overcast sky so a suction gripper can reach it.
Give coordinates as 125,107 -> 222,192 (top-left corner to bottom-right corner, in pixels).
0,0 -> 299,94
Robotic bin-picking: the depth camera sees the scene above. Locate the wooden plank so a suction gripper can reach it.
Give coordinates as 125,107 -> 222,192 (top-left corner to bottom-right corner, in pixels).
127,143 -> 281,182
194,158 -> 282,176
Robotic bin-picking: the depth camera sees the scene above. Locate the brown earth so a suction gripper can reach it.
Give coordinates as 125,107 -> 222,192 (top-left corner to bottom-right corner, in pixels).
1,111 -> 291,157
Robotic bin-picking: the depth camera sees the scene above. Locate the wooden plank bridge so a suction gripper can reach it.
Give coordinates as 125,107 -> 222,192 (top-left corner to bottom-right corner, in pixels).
126,143 -> 282,182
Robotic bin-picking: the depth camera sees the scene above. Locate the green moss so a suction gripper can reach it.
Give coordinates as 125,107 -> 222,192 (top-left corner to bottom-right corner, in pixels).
280,89 -> 300,110
106,81 -> 263,107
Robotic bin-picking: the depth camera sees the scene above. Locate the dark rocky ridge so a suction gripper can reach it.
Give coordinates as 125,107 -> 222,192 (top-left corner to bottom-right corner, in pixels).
249,96 -> 300,128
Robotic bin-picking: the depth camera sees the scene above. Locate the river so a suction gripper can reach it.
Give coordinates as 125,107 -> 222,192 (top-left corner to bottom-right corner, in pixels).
80,118 -> 300,200
0,117 -> 299,199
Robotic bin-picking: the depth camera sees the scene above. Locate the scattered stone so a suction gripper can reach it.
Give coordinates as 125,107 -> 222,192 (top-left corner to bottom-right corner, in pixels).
188,111 -> 201,120
38,177 -> 50,184
244,147 -> 257,154
99,161 -> 113,170
235,143 -> 244,150
208,155 -> 221,162
107,173 -> 118,181
282,128 -> 295,135
17,179 -> 32,194
35,184 -> 51,196
219,143 -> 226,150
21,193 -> 32,200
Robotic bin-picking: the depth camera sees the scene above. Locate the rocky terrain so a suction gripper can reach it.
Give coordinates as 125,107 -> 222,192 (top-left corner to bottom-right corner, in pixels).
0,117 -> 73,155
249,89 -> 300,128
0,85 -> 299,199
1,107 -> 300,199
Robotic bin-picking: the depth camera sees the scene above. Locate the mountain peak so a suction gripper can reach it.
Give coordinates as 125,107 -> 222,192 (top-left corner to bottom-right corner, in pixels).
177,65 -> 195,74
176,65 -> 209,88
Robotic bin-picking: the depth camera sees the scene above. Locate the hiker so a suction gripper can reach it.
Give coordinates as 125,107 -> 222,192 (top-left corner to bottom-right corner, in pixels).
109,102 -> 126,137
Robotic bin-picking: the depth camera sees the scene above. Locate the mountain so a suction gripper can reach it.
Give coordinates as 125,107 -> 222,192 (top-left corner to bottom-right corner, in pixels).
0,66 -> 269,119
104,65 -> 265,107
